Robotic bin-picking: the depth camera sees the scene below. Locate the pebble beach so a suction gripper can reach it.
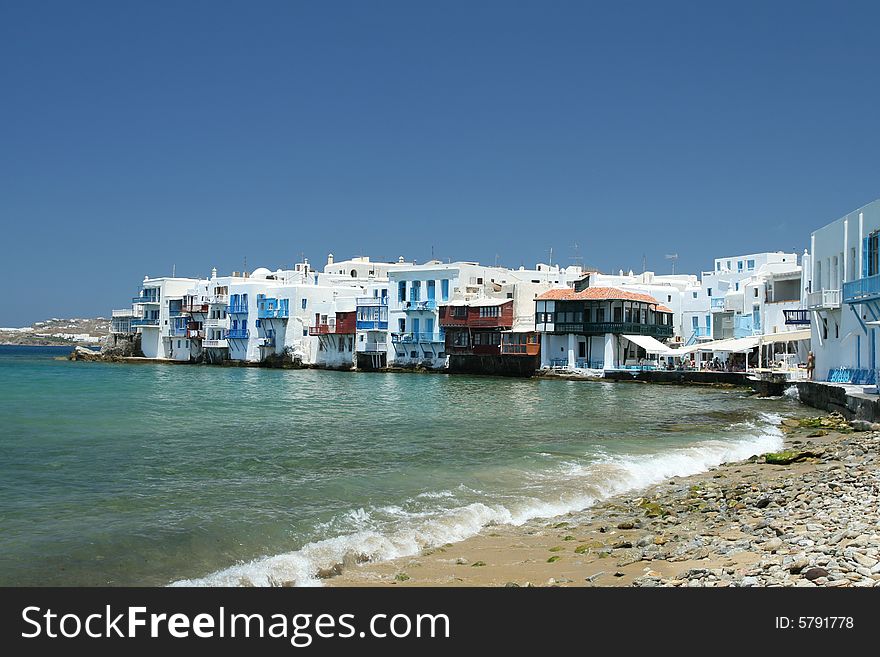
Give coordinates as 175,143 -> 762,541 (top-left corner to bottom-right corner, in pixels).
329,412 -> 880,588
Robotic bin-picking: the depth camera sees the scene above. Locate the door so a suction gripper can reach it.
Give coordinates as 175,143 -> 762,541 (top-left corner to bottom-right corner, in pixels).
425,318 -> 434,338
427,280 -> 436,301
412,318 -> 420,339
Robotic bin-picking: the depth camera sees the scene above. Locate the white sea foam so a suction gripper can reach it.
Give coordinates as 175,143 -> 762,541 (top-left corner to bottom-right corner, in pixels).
171,412 -> 784,588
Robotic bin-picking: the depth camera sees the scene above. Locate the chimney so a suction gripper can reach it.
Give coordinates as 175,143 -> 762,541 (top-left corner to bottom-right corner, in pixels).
211,267 -> 217,279
327,253 -> 334,266
398,256 -> 405,263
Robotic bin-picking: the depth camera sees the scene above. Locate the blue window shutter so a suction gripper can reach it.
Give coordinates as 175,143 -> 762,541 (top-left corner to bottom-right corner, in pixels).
863,237 -> 869,278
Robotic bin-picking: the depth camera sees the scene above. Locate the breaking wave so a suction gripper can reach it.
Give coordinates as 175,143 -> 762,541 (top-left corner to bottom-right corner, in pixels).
171,412 -> 783,587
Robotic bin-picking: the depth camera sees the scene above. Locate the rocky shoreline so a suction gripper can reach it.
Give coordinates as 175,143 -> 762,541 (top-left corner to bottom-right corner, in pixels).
328,412 -> 880,588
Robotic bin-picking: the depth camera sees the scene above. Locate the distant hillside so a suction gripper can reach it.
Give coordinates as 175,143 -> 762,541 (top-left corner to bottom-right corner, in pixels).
0,317 -> 110,346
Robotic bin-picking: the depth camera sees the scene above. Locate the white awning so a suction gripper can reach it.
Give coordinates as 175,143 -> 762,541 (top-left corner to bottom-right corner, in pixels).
758,329 -> 810,344
622,334 -> 671,354
664,344 -> 705,356
711,336 -> 761,353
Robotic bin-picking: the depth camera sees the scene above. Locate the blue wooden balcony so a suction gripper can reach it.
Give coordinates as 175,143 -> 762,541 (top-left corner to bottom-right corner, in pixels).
131,317 -> 159,327
391,332 -> 445,343
132,294 -> 160,304
257,297 -> 289,319
357,320 -> 389,330
228,303 -> 249,314
843,275 -> 880,303
225,328 -> 250,339
402,300 -> 437,311
783,309 -> 810,325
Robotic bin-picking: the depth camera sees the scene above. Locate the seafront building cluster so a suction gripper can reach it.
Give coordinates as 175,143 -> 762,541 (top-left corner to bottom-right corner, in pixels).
107,199 -> 880,380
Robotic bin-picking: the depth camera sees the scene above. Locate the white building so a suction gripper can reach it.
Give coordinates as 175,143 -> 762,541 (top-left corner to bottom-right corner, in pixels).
129,276 -> 208,359
808,199 -> 880,382
387,262 -> 582,368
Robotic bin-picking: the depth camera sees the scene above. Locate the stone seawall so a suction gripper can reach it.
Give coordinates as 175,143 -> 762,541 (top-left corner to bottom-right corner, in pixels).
797,381 -> 880,422
447,354 -> 539,377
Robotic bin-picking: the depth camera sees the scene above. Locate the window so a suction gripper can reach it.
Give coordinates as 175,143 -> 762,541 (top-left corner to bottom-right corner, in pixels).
747,259 -> 755,270
398,281 -> 406,302
692,316 -> 699,329
864,233 -> 880,277
438,351 -> 445,358
255,319 -> 261,328
453,306 -> 467,318
441,280 -> 449,301
412,280 -> 421,301
477,277 -> 483,284
737,261 -> 743,272
667,295 -> 672,302
479,306 -> 500,318
754,288 -> 759,298
338,338 -> 345,351
302,298 -> 307,309
707,288 -> 712,297
596,308 -> 605,322
716,262 -> 721,271
735,282 -> 739,291
692,292 -> 697,299
727,260 -> 731,269
398,318 -> 405,332
427,280 -> 436,300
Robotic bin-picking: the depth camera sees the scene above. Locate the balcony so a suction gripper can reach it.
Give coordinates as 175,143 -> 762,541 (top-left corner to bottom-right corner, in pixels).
228,303 -> 248,314
551,322 -> 673,337
257,297 -> 289,319
181,302 -> 209,314
358,341 -> 387,353
710,297 -> 725,311
402,299 -> 437,311
204,317 -> 230,328
112,308 -> 140,318
132,295 -> 160,305
168,326 -> 188,337
203,339 -> 229,348
783,310 -> 810,326
391,332 -> 445,343
692,326 -> 712,338
734,316 -> 759,339
208,294 -> 229,305
843,275 -> 880,304
356,320 -> 388,331
806,289 -> 840,310
357,296 -> 388,306
440,314 -> 509,329
131,318 -> 159,327
225,329 -> 250,340
308,323 -> 336,336
186,329 -> 205,339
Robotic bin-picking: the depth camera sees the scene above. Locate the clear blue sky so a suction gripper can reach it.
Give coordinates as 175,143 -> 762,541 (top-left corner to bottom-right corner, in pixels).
2,1 -> 879,325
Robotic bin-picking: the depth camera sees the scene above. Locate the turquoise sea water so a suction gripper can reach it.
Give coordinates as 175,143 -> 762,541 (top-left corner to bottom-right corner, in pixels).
0,345 -> 810,586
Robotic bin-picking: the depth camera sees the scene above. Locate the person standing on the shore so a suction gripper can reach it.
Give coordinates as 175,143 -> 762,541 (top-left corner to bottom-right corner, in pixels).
807,351 -> 815,380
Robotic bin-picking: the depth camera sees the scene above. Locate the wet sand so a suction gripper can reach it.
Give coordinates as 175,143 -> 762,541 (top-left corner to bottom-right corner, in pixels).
328,414 -> 880,587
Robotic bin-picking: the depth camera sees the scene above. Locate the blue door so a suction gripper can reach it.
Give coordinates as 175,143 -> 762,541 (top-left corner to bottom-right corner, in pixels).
425,318 -> 434,338
412,318 -> 420,339
427,280 -> 436,301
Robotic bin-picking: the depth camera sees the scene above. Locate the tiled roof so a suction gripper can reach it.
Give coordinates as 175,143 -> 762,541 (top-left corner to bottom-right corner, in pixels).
536,286 -> 671,310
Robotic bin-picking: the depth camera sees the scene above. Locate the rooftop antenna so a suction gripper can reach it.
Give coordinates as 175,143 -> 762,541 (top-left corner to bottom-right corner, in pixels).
665,253 -> 678,275
570,242 -> 583,268
494,253 -> 500,266
642,253 -> 647,273
172,263 -> 176,277
243,256 -> 247,273
431,245 -> 434,260
549,247 -> 553,267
